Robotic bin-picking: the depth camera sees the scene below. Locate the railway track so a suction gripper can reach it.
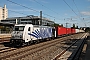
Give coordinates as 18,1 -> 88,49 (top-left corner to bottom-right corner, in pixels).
52,33 -> 89,60
0,47 -> 16,53
0,33 -> 88,60
0,38 -> 10,43
0,43 -> 16,53
0,34 -> 11,43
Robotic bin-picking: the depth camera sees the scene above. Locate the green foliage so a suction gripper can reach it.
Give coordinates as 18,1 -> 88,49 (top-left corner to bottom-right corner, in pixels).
71,24 -> 78,29
72,24 -> 75,28
60,24 -> 63,27
1,26 -> 6,31
54,23 -> 62,27
76,26 -> 78,29
85,27 -> 90,32
0,26 -> 12,33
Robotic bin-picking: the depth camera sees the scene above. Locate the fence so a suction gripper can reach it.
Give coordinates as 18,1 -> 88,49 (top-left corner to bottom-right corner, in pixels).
0,31 -> 12,34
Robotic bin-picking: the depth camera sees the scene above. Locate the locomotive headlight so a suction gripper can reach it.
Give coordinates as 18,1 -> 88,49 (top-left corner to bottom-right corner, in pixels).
20,34 -> 23,38
12,36 -> 14,38
11,32 -> 15,38
11,34 -> 14,38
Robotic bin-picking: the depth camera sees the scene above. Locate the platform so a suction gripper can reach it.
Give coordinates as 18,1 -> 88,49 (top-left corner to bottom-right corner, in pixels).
0,34 -> 11,39
84,35 -> 90,60
79,35 -> 90,60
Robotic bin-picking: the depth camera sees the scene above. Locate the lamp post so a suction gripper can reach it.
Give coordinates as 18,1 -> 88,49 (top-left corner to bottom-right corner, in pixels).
66,23 -> 69,34
40,11 -> 42,26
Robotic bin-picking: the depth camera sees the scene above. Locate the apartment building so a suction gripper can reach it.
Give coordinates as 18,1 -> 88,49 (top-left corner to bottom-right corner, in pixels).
0,5 -> 8,20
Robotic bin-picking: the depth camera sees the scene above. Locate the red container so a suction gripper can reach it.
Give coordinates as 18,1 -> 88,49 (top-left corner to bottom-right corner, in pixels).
66,28 -> 71,34
56,26 -> 66,36
71,28 -> 75,34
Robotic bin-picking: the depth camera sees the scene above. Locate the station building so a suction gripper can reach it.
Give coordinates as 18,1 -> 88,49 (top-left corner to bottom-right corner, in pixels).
1,15 -> 54,26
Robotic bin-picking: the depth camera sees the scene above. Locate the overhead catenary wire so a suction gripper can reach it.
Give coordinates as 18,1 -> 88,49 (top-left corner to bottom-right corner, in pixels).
8,9 -> 28,16
6,0 -> 39,13
6,0 -> 61,20
72,0 -> 87,26
63,0 -> 78,16
33,0 -> 60,15
73,0 -> 82,17
33,0 -> 83,22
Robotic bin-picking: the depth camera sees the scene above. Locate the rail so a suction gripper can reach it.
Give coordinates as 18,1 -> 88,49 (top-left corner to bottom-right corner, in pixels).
0,34 -> 11,39
52,33 -> 89,60
70,33 -> 89,60
0,34 -> 11,43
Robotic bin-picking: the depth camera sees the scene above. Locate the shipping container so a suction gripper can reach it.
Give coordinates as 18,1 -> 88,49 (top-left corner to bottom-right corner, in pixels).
75,29 -> 80,33
66,28 -> 71,34
79,29 -> 85,32
71,28 -> 75,34
55,26 -> 66,37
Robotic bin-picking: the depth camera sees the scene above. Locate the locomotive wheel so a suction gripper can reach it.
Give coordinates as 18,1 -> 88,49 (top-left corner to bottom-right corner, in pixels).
49,38 -> 52,40
16,42 -> 22,47
35,40 -> 39,44
26,42 -> 30,45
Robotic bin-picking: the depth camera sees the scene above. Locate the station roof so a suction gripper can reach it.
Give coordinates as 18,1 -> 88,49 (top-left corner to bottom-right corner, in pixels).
0,22 -> 14,26
4,15 -> 53,22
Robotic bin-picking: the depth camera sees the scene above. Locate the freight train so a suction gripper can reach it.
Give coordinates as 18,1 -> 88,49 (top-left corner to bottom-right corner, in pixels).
10,24 -> 84,46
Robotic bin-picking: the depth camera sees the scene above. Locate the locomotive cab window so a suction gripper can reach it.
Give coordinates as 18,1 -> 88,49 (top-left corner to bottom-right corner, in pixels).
13,26 -> 25,31
28,27 -> 30,31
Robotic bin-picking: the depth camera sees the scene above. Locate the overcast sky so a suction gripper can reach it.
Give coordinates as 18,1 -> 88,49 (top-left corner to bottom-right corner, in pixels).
0,0 -> 90,27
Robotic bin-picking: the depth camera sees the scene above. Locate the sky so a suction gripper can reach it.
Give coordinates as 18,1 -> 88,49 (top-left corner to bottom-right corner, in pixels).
0,0 -> 90,27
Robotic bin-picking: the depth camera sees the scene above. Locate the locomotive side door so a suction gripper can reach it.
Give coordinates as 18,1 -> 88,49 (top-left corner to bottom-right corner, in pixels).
24,25 -> 33,42
24,26 -> 30,42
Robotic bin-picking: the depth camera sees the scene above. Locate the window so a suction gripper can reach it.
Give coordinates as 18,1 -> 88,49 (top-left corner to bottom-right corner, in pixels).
13,26 -> 25,31
28,27 -> 30,31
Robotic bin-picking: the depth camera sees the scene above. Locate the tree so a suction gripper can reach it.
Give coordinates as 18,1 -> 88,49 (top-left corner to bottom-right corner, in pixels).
72,24 -> 75,28
61,24 -> 63,27
76,26 -> 78,29
85,27 -> 90,32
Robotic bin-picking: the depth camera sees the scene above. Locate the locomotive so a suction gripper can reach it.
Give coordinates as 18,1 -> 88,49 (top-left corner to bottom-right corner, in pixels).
10,24 -> 84,46
10,24 -> 55,46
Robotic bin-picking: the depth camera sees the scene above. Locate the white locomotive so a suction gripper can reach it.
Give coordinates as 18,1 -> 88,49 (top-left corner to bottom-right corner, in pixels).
10,24 -> 55,46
